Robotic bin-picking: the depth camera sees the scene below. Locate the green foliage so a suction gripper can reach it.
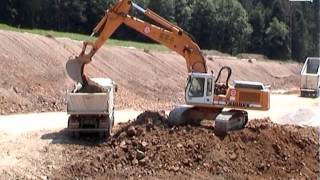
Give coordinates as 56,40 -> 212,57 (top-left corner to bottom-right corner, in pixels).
0,0 -> 318,61
248,2 -> 266,53
265,18 -> 290,59
147,0 -> 175,22
190,0 -> 252,54
0,23 -> 168,51
174,0 -> 192,31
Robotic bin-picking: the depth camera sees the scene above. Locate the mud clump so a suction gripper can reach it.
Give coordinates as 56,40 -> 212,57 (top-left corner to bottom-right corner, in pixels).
54,111 -> 320,179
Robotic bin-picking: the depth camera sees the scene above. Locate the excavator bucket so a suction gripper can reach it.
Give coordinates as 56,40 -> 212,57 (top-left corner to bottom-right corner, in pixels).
66,58 -> 86,84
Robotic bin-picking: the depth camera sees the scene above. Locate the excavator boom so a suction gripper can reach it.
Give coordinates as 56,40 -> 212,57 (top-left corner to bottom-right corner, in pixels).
66,0 -> 207,84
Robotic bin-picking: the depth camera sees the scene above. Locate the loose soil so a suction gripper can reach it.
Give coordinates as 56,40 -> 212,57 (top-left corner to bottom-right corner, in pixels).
52,111 -> 320,179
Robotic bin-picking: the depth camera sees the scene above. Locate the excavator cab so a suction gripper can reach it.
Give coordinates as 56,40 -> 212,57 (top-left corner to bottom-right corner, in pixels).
185,73 -> 215,105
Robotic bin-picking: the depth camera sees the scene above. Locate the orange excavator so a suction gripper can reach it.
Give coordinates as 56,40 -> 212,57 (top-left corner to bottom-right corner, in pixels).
66,0 -> 270,136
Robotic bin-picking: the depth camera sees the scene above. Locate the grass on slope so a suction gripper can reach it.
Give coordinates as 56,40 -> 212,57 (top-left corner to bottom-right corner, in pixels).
0,24 -> 168,51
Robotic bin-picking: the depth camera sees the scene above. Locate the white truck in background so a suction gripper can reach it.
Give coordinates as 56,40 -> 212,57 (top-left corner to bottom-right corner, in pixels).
300,57 -> 320,97
67,78 -> 116,138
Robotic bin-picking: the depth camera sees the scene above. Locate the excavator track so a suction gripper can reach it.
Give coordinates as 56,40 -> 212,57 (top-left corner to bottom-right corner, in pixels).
168,106 -> 248,137
214,110 -> 248,137
168,105 -> 223,126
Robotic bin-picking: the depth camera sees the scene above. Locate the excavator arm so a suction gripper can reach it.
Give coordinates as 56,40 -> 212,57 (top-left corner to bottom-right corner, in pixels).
66,0 -> 206,83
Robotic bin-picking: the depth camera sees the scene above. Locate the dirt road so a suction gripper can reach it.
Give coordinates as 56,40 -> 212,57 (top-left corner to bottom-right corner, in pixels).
0,94 -> 318,136
0,94 -> 318,179
0,110 -> 141,135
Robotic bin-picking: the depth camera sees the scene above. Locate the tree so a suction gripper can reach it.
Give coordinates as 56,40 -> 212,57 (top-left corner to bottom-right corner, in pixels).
189,0 -> 217,49
147,0 -> 175,22
248,2 -> 267,54
174,0 -> 192,31
214,0 -> 253,54
291,9 -> 307,61
190,0 -> 252,54
265,17 -> 290,59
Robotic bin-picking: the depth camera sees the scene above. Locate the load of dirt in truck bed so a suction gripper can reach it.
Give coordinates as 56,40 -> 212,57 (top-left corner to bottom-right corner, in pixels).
53,111 -> 320,179
0,30 -> 302,115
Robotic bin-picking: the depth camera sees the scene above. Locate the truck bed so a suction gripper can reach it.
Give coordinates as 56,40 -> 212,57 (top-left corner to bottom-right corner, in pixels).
67,93 -> 109,115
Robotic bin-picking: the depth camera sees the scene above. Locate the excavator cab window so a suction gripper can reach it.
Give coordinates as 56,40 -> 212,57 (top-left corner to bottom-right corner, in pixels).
207,78 -> 213,96
188,77 -> 205,97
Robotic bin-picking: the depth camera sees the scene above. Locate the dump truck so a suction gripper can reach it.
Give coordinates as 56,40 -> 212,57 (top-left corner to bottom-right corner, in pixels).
300,57 -> 320,97
67,78 -> 116,138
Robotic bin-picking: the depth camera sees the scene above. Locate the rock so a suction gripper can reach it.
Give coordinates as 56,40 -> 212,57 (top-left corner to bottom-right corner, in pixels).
116,163 -> 122,169
135,127 -> 144,137
127,126 -> 137,137
216,144 -> 221,151
138,141 -> 148,152
248,58 -> 256,63
136,150 -> 145,160
296,140 -> 306,149
120,141 -> 127,151
96,155 -> 103,162
127,150 -> 135,161
146,121 -> 154,131
257,163 -> 268,172
132,159 -> 139,165
272,144 -> 281,155
41,176 -> 48,180
139,157 -> 149,166
176,143 -> 183,148
169,166 -> 180,172
229,152 -> 238,161
203,163 -> 210,167
141,141 -> 148,148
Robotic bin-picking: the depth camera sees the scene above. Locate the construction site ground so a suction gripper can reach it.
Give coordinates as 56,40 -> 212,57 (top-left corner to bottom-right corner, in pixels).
0,30 -> 319,179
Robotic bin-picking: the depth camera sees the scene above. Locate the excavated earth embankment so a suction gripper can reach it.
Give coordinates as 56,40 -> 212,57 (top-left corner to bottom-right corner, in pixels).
0,30 -> 301,114
53,111 -> 319,179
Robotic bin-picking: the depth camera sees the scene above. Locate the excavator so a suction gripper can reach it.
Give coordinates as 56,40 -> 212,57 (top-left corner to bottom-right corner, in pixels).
66,0 -> 270,136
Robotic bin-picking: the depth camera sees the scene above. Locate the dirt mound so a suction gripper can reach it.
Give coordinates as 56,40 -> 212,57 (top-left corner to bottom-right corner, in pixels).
54,111 -> 319,179
0,30 -> 301,114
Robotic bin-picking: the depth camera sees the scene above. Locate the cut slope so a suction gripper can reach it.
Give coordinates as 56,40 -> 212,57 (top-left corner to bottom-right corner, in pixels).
0,30 -> 301,114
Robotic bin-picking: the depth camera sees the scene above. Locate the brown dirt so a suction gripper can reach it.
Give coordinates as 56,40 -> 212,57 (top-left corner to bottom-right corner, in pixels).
0,30 -> 301,115
52,111 -> 319,179
0,30 -> 315,179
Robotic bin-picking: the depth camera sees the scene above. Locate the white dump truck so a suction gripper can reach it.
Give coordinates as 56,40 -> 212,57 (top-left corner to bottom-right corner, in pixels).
67,78 -> 116,138
300,57 -> 320,97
